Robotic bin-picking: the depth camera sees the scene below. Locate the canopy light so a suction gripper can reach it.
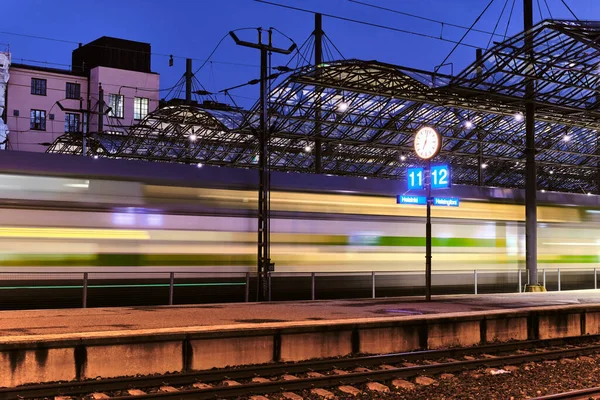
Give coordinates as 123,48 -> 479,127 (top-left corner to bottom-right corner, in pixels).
337,101 -> 349,112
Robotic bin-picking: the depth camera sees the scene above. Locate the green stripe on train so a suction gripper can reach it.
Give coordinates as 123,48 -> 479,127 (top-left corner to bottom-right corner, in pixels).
375,236 -> 505,247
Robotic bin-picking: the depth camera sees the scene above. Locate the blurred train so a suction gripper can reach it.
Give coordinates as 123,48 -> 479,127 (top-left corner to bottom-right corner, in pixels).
0,151 -> 598,275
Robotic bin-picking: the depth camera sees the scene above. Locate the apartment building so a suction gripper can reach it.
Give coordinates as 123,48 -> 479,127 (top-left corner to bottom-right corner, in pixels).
2,37 -> 160,152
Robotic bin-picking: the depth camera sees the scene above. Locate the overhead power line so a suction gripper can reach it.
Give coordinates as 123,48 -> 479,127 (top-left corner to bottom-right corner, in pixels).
254,0 -> 482,50
348,0 -> 509,39
0,29 -> 259,68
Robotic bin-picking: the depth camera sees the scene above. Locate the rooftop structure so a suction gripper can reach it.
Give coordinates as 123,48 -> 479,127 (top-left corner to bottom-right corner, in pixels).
47,20 -> 600,195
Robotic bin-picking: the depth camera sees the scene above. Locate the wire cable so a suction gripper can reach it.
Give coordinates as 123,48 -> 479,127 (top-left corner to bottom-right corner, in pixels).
437,0 -> 496,71
254,0 -> 482,50
560,0 -> 579,21
504,0 -> 517,40
192,32 -> 231,76
486,0 -> 511,50
348,0 -> 509,39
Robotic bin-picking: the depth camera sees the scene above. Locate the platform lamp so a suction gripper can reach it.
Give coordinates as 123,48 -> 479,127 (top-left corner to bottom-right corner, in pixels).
413,126 -> 442,301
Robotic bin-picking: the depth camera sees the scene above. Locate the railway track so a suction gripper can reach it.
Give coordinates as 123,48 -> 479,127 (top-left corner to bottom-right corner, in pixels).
3,336 -> 600,400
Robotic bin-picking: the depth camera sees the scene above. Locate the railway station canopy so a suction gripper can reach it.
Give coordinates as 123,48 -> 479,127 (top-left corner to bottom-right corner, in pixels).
47,20 -> 600,194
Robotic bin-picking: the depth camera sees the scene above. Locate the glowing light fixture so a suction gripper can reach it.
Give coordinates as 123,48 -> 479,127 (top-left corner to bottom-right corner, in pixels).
563,135 -> 570,142
337,101 -> 349,113
304,145 -> 312,152
400,155 -> 407,161
197,163 -> 203,168
189,134 -> 198,142
514,113 -> 524,122
464,120 -> 474,129
481,163 -> 488,169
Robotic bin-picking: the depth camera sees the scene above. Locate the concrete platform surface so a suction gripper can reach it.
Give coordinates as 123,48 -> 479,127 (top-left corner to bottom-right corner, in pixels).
2,290 -> 600,339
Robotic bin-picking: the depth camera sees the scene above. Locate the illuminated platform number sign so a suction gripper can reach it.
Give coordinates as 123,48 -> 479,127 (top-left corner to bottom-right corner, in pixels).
407,167 -> 424,190
431,165 -> 451,189
407,165 -> 451,190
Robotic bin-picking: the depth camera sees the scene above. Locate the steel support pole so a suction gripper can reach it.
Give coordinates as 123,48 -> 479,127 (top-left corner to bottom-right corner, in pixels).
558,268 -> 561,291
371,271 -> 376,299
474,270 -> 478,295
425,161 -> 432,301
311,272 -> 316,300
258,41 -> 269,301
169,272 -> 174,305
185,59 -> 192,105
595,268 -> 598,290
245,272 -> 250,302
524,0 -> 538,287
228,29 -> 295,301
82,272 -> 88,308
314,13 -> 323,173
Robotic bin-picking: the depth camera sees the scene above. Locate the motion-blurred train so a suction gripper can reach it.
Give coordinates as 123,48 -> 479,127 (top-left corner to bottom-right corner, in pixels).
0,151 -> 598,275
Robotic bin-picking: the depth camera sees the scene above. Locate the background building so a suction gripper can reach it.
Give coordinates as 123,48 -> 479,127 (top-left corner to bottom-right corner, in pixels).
3,37 -> 160,152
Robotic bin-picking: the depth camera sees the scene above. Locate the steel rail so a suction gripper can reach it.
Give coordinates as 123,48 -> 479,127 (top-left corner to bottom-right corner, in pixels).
531,387 -> 600,399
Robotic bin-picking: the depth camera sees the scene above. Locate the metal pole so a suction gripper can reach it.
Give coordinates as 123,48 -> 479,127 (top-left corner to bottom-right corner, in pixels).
82,272 -> 88,308
558,268 -> 561,291
543,269 -> 546,288
474,270 -> 478,295
311,272 -> 316,300
425,161 -> 432,301
314,13 -> 323,173
371,271 -> 376,299
258,32 -> 269,302
228,29 -> 295,301
185,59 -> 192,105
169,272 -> 174,306
268,272 -> 272,301
524,0 -> 538,288
245,272 -> 250,302
518,268 -> 522,293
595,268 -> 597,290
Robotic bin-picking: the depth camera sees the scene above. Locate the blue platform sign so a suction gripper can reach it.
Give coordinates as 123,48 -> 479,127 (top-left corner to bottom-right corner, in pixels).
433,197 -> 460,207
431,165 -> 451,189
406,167 -> 424,190
397,195 -> 427,205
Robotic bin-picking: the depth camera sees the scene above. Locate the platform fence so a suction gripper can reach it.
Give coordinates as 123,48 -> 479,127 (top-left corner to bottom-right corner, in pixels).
0,267 -> 597,309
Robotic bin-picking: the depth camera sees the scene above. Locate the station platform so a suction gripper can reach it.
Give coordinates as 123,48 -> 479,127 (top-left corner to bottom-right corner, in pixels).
3,290 -> 600,388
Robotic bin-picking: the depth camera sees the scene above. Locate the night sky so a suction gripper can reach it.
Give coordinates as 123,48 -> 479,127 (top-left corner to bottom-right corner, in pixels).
1,0 -> 598,108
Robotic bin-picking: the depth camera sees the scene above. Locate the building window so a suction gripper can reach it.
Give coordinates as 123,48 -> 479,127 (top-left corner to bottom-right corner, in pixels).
65,113 -> 80,133
134,97 -> 149,120
66,82 -> 81,99
108,94 -> 124,118
31,78 -> 47,96
30,110 -> 46,130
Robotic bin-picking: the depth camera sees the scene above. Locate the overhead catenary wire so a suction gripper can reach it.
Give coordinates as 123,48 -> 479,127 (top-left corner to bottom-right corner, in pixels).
254,0 -> 483,50
0,29 -> 260,69
560,0 -> 579,21
486,0 -> 511,50
348,0 -> 510,39
437,0 -> 496,72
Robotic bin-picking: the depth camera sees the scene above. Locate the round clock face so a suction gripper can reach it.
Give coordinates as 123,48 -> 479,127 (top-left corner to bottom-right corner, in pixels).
414,127 -> 442,160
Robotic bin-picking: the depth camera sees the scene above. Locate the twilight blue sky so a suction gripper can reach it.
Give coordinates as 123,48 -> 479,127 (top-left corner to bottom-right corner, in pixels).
1,0 -> 599,108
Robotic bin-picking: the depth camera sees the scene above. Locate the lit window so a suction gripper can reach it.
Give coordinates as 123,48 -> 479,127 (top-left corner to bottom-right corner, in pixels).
31,78 -> 46,96
134,97 -> 149,120
108,94 -> 124,118
64,113 -> 80,133
66,82 -> 81,99
30,109 -> 46,130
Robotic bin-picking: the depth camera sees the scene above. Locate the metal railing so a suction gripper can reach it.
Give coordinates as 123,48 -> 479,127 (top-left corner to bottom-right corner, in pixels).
0,267 -> 597,308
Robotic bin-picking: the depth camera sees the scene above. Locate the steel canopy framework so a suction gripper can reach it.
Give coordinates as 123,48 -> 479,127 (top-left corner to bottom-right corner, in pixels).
47,19 -> 600,194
